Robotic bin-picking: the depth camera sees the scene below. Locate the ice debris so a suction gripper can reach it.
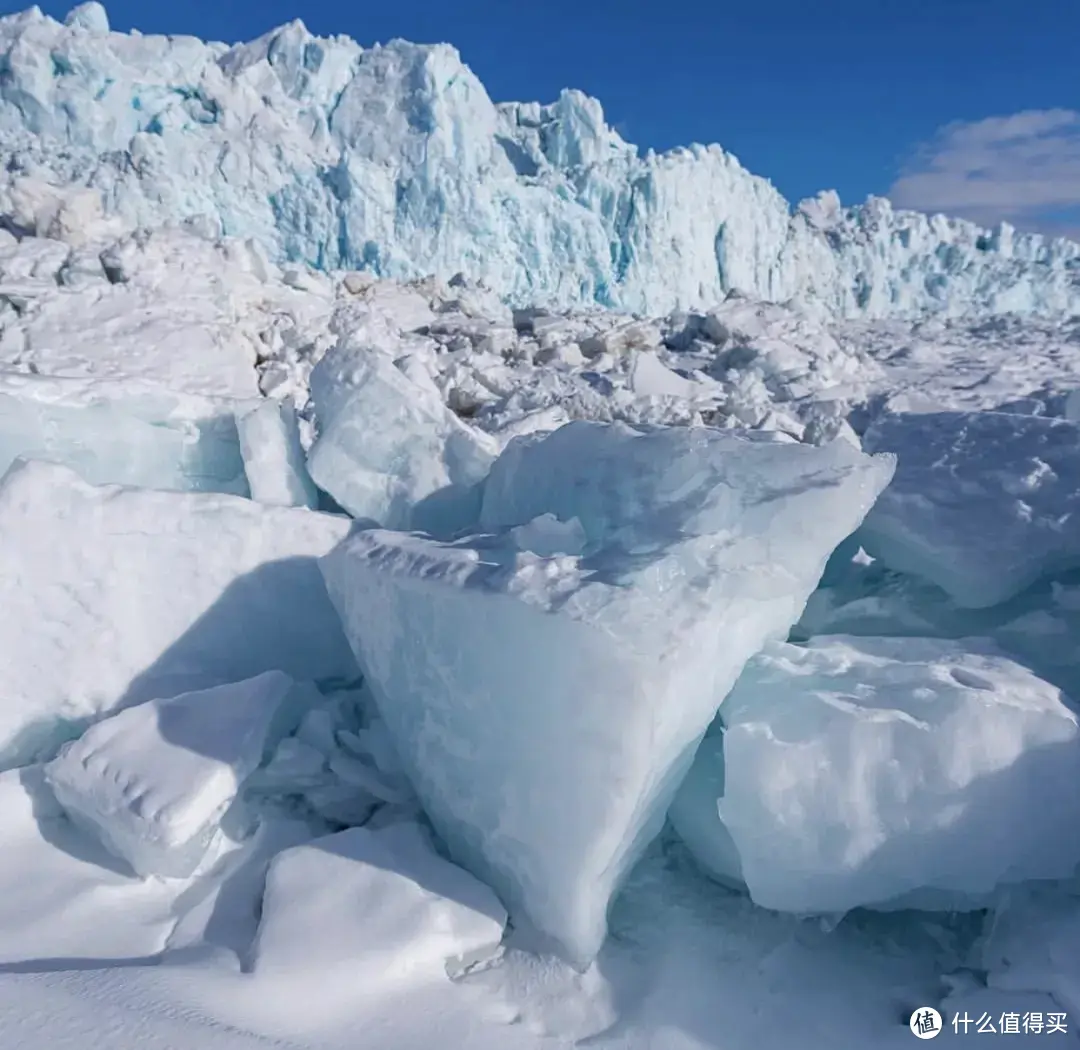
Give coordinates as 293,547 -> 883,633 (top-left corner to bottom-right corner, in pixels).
44,671 -> 316,878
671,636 -> 1080,915
859,411 -> 1080,608
0,458 -> 357,769
320,421 -> 894,966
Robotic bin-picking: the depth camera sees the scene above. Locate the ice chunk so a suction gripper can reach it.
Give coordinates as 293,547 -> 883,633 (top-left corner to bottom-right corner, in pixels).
251,822 -> 506,981
671,636 -> 1080,915
237,398 -> 318,508
321,422 -> 893,966
0,459 -> 357,769
306,344 -> 497,532
43,672 -> 314,878
860,411 -> 1080,608
0,374 -> 251,494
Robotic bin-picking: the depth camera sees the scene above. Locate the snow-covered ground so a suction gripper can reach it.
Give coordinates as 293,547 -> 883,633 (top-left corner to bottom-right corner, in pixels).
2,5 -> 1080,1050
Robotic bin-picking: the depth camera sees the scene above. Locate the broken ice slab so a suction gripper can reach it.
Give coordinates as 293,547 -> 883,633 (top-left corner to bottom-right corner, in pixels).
0,459 -> 358,770
859,410 -> 1080,608
306,343 -> 497,533
44,671 -> 317,878
0,371 -> 252,494
236,396 -> 319,508
321,421 -> 894,967
251,821 -> 506,981
671,635 -> 1080,915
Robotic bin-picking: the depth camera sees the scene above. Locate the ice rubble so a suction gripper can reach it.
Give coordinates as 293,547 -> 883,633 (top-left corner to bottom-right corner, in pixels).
859,411 -> 1080,608
44,671 -> 316,878
251,822 -> 506,982
670,636 -> 1080,916
0,6 -> 1078,319
0,458 -> 357,769
320,421 -> 893,966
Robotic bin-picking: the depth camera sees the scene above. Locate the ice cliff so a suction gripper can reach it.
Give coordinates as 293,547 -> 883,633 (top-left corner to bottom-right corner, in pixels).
0,2 -> 1077,320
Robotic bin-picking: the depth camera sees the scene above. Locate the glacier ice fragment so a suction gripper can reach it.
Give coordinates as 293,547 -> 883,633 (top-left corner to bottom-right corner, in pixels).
43,671 -> 315,878
306,344 -> 497,532
237,397 -> 318,508
671,636 -> 1080,914
320,421 -> 893,966
0,375 -> 250,494
859,411 -> 1080,608
0,458 -> 357,769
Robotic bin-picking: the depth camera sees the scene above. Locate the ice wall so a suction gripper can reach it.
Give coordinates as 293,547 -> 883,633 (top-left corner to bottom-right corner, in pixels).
0,4 -> 1076,320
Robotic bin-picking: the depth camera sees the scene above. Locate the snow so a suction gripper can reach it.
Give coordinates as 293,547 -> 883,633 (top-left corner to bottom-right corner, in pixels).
250,822 -> 507,983
0,458 -> 356,769
859,411 -> 1080,608
44,672 -> 315,878
0,9 -> 1077,321
320,422 -> 892,967
671,636 -> 1080,915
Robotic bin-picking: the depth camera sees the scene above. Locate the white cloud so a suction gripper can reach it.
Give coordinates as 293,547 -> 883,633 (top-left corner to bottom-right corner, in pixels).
888,108 -> 1080,237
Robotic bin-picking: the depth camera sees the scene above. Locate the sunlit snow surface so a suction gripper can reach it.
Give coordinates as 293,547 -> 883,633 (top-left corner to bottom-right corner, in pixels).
0,7 -> 1080,1049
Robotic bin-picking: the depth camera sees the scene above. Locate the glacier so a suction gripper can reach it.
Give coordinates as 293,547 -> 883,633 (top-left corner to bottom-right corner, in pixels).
0,4 -> 1075,320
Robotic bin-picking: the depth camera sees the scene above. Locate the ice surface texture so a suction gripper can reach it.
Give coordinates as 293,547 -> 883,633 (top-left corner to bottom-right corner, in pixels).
859,411 -> 1080,608
0,8 -> 1077,318
44,671 -> 314,878
0,458 -> 357,769
671,636 -> 1080,914
251,822 -> 506,981
320,421 -> 894,966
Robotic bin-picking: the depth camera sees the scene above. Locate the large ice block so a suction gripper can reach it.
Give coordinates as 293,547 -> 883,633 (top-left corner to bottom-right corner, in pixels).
859,411 -> 1080,608
306,344 -> 497,532
671,636 -> 1080,915
0,373 -> 252,494
0,459 -> 357,769
44,671 -> 315,878
251,822 -> 506,981
320,421 -> 893,966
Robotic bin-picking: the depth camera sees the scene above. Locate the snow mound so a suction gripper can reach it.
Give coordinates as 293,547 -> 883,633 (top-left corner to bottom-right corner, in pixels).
671,636 -> 1080,915
320,422 -> 893,966
44,671 -> 315,878
251,821 -> 506,982
0,458 -> 356,769
0,8 -> 1076,319
860,411 -> 1080,608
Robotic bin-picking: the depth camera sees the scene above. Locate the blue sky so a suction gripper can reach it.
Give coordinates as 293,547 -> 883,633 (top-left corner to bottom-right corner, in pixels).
30,0 -> 1080,235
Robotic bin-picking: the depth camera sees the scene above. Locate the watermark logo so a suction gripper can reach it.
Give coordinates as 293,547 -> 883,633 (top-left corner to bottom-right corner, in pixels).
910,1007 -> 943,1040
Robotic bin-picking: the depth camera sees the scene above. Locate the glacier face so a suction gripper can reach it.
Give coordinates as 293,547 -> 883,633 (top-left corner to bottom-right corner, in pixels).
0,4 -> 1077,320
